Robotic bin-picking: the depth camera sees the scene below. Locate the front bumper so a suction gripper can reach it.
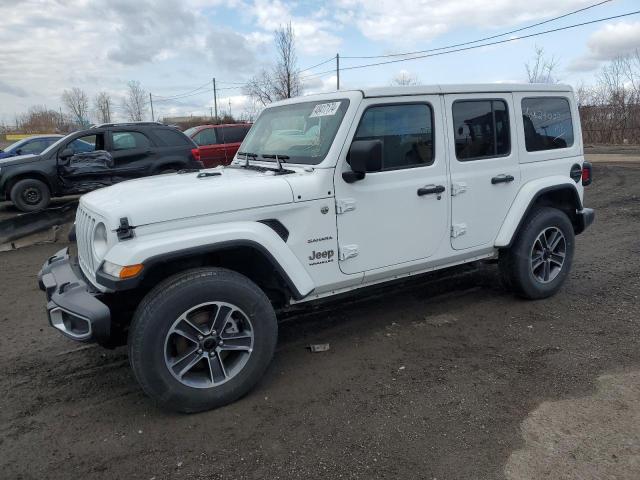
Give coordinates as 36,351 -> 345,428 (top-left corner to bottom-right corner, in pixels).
38,248 -> 110,342
575,207 -> 595,235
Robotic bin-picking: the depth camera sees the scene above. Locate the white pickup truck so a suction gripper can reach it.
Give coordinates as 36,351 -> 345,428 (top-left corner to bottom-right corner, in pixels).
39,84 -> 594,412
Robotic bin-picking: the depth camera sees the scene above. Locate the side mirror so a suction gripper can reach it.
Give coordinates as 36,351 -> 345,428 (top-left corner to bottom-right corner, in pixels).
342,139 -> 382,184
59,148 -> 74,159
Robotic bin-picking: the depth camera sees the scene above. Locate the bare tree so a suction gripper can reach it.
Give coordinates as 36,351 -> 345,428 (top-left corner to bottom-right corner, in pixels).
122,80 -> 148,121
61,87 -> 89,126
525,46 -> 559,84
94,91 -> 113,124
244,22 -> 301,106
390,70 -> 420,86
16,106 -> 75,134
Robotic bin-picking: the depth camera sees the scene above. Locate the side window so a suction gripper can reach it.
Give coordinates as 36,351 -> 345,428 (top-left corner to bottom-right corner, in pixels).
452,100 -> 510,161
221,126 -> 247,144
522,97 -> 574,151
69,134 -> 104,153
112,131 -> 150,151
20,139 -> 47,154
194,128 -> 217,146
354,104 -> 434,171
153,128 -> 191,147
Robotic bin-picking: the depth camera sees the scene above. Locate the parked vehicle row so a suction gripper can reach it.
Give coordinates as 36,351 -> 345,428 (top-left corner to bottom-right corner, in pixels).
184,123 -> 252,167
0,122 -> 252,212
0,122 -> 203,211
38,84 -> 594,413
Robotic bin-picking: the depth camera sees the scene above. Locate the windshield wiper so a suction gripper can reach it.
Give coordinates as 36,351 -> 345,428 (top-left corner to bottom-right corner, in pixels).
262,154 -> 289,172
237,151 -> 258,168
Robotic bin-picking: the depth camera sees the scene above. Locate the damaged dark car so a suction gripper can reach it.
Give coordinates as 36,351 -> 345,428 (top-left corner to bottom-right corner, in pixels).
0,122 -> 203,212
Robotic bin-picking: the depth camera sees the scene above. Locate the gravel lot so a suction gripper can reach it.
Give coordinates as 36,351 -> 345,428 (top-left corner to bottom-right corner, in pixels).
1,163 -> 639,480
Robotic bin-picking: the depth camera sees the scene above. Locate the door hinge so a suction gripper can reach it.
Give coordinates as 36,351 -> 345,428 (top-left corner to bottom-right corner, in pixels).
451,223 -> 467,238
451,182 -> 467,196
339,244 -> 359,261
336,198 -> 356,214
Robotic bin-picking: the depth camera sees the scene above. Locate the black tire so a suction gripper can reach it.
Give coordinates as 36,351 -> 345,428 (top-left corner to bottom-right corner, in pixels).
10,178 -> 51,212
128,268 -> 277,413
499,207 -> 575,299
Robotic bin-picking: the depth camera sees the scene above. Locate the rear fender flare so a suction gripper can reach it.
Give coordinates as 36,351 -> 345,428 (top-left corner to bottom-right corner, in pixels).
494,177 -> 582,248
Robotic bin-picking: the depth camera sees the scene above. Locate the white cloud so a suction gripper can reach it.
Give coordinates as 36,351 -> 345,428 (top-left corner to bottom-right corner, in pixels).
568,21 -> 640,72
251,0 -> 341,55
333,0 -> 597,45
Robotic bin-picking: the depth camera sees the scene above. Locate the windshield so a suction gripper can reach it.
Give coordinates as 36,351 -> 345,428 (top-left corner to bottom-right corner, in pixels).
239,99 -> 350,165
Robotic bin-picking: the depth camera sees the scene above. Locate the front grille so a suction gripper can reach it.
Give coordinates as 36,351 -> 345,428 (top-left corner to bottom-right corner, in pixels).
76,206 -> 97,280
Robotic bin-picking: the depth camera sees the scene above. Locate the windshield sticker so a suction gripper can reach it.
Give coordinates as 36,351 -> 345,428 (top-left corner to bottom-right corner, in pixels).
310,102 -> 341,118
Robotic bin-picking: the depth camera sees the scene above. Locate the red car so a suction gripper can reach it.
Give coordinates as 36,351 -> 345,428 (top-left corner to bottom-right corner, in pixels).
184,123 -> 252,168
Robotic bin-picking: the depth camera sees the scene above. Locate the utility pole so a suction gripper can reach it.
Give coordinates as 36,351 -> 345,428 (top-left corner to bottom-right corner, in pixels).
336,53 -> 340,90
212,77 -> 218,122
228,98 -> 232,119
149,93 -> 155,121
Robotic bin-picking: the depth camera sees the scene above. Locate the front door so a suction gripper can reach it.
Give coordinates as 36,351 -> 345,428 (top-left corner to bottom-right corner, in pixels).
58,131 -> 112,189
334,98 -> 449,275
444,94 -> 521,250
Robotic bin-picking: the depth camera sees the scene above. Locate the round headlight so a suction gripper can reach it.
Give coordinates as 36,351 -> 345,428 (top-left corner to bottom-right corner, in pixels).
93,222 -> 108,260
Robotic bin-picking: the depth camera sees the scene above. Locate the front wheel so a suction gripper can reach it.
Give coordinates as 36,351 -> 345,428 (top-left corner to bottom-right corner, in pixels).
10,178 -> 51,212
499,207 -> 575,299
128,268 -> 278,413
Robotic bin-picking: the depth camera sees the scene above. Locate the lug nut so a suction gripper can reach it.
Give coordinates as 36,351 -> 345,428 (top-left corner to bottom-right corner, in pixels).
197,349 -> 203,354
198,335 -> 203,340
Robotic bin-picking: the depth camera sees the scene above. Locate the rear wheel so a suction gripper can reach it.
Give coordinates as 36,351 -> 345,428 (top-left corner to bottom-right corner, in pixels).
128,268 -> 277,413
499,207 -> 575,299
10,178 -> 51,212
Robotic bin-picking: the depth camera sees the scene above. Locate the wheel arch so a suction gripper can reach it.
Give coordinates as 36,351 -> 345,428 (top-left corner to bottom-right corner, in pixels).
97,223 -> 315,305
495,180 -> 583,248
2,171 -> 54,200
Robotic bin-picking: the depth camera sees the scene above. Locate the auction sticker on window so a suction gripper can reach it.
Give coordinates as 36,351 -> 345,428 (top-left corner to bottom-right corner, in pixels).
310,102 -> 341,118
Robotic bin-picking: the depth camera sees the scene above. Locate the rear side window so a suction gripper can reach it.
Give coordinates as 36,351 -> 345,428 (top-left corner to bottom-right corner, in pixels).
194,128 -> 217,146
152,128 -> 191,147
221,126 -> 248,144
452,100 -> 510,161
354,103 -> 434,171
112,131 -> 150,151
522,97 -> 574,151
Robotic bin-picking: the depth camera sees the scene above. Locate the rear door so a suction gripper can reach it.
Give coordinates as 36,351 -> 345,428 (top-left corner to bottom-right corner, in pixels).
109,130 -> 156,181
194,128 -> 225,167
444,93 -> 520,249
221,125 -> 249,163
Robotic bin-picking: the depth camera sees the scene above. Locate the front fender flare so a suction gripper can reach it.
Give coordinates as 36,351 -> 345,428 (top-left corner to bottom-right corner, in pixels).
98,221 -> 315,299
494,177 -> 582,248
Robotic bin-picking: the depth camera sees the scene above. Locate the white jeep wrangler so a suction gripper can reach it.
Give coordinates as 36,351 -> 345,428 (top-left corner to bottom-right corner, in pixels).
39,84 -> 594,412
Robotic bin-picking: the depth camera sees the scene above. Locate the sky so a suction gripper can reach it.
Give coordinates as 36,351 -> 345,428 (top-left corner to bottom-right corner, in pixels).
0,0 -> 639,124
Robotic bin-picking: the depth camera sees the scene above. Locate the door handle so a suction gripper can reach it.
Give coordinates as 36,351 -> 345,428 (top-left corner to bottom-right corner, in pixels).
417,185 -> 445,196
491,174 -> 515,185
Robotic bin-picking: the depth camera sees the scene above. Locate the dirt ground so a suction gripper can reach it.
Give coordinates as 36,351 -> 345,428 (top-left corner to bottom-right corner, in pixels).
1,163 -> 639,480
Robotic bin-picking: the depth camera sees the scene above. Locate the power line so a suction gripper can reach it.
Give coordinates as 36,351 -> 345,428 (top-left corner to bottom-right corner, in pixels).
300,9 -> 640,81
298,56 -> 337,74
341,0 -> 613,60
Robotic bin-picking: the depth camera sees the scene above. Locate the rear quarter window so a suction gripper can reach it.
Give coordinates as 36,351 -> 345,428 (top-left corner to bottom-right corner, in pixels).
152,128 -> 192,147
521,97 -> 574,152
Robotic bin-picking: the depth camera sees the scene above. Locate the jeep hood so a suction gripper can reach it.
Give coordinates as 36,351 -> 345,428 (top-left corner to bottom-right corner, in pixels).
82,167 -> 295,228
